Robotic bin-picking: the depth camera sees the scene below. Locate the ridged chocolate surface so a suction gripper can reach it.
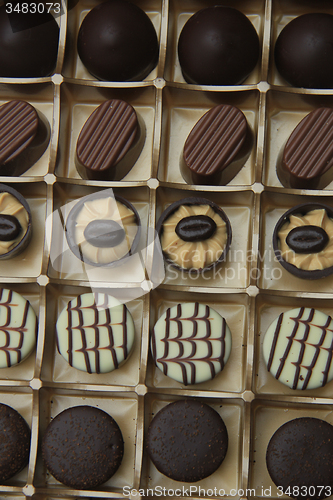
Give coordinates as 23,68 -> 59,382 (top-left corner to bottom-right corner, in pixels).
0,100 -> 38,166
76,99 -> 138,172
283,107 -> 333,180
183,104 -> 247,176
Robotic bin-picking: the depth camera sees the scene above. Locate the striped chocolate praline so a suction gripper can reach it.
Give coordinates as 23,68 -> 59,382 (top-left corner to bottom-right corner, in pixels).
76,99 -> 145,180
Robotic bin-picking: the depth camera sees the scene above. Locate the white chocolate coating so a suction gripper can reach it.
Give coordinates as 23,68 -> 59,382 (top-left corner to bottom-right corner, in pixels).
151,302 -> 232,385
56,293 -> 135,374
278,209 -> 333,270
0,192 -> 29,255
161,204 -> 227,270
263,307 -> 333,390
0,288 -> 37,368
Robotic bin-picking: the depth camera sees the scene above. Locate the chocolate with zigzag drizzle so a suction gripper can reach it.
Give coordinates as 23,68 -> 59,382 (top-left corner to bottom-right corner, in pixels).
263,307 -> 333,390
56,292 -> 135,374
151,302 -> 232,385
0,288 -> 37,369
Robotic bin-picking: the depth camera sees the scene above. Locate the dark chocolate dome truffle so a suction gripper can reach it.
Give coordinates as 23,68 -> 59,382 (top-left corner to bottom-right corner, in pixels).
77,0 -> 159,81
0,403 -> 30,482
274,13 -> 333,88
147,400 -> 228,482
178,6 -> 260,85
266,417 -> 333,499
42,405 -> 124,489
0,5 -> 59,77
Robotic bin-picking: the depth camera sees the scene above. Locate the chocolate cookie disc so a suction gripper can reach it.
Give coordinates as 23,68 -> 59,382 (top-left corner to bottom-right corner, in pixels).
77,0 -> 159,81
76,99 -> 145,181
277,108 -> 333,189
147,400 -> 228,482
0,100 -> 50,176
42,406 -> 124,489
178,6 -> 259,85
0,403 -> 30,482
266,418 -> 333,499
181,104 -> 252,185
0,6 -> 59,77
275,13 -> 333,88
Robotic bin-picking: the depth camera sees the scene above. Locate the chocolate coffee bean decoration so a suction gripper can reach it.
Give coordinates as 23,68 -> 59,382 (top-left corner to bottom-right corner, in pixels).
0,215 -> 21,241
286,225 -> 329,254
175,215 -> 217,242
83,220 -> 126,248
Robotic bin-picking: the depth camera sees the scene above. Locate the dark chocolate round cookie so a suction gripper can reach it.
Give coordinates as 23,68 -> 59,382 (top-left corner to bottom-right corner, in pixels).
0,403 -> 30,482
146,400 -> 228,482
266,417 -> 333,499
42,405 -> 124,489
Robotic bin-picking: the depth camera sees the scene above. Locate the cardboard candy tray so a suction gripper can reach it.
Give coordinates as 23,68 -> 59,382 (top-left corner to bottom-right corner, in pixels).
2,0 -> 333,499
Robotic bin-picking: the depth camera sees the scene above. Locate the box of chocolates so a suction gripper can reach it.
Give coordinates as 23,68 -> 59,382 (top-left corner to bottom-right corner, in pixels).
1,0 -> 333,499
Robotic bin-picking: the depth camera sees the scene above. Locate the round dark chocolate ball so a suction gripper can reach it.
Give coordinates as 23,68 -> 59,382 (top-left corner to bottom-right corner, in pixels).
274,13 -> 333,88
266,417 -> 333,499
77,0 -> 159,82
0,5 -> 59,78
178,6 -> 260,85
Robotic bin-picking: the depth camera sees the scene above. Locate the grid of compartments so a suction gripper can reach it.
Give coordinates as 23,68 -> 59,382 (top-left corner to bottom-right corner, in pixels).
2,0 -> 333,499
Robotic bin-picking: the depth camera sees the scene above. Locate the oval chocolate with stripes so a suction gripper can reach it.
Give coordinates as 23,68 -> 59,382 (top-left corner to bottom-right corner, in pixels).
181,104 -> 251,185
56,293 -> 135,374
175,215 -> 217,242
83,220 -> 126,248
263,307 -> 333,390
75,99 -> 144,181
0,215 -> 21,242
151,302 -> 232,385
286,225 -> 329,254
278,107 -> 333,189
0,100 -> 38,168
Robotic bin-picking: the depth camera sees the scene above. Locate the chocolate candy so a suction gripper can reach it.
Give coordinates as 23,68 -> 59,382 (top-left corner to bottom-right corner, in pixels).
151,302 -> 232,385
56,293 -> 135,374
147,400 -> 228,482
263,307 -> 333,390
157,197 -> 232,272
76,99 -> 145,180
66,192 -> 141,267
0,100 -> 50,176
178,6 -> 259,85
277,108 -> 333,189
0,6 -> 59,77
181,104 -> 252,185
273,204 -> 333,280
77,0 -> 159,81
0,403 -> 30,482
266,418 -> 333,499
0,184 -> 32,260
286,226 -> 329,254
42,405 -> 124,489
275,13 -> 333,89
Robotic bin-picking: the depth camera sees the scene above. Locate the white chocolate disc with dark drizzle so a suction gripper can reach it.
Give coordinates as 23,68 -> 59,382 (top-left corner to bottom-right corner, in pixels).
56,293 -> 135,374
151,302 -> 232,385
263,307 -> 333,390
0,288 -> 37,368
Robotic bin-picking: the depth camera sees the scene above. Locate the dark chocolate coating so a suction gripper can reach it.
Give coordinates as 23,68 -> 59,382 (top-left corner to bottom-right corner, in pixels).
42,405 -> 124,489
0,403 -> 30,483
0,6 -> 59,77
286,226 -> 329,254
146,400 -> 228,482
0,214 -> 21,241
178,6 -> 260,85
273,203 -> 333,280
77,0 -> 159,81
266,417 -> 333,499
84,220 -> 125,248
277,108 -> 333,189
275,13 -> 333,89
175,215 -> 217,242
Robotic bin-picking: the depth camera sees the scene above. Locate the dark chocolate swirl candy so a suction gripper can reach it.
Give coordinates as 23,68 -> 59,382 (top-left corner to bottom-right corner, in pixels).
84,220 -> 125,248
0,215 -> 21,241
286,225 -> 329,254
175,215 -> 216,242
